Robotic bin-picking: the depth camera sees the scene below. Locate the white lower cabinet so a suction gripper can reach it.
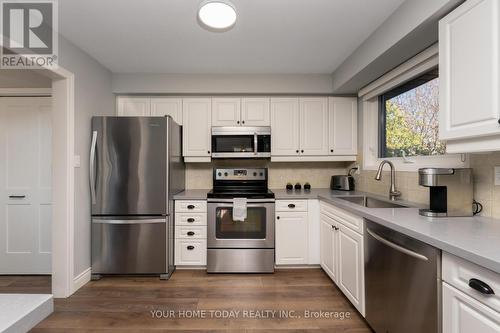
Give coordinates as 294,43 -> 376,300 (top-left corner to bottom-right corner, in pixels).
275,211 -> 309,265
174,200 -> 207,266
443,283 -> 500,333
319,201 -> 365,316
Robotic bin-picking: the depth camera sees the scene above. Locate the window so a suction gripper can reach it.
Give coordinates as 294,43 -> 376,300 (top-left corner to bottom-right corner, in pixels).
378,68 -> 445,158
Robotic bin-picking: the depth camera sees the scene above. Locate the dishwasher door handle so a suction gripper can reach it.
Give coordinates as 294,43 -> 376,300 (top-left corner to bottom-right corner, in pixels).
366,228 -> 429,261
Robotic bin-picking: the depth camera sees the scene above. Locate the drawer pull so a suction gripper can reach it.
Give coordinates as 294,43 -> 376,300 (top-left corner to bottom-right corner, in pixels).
288,204 -> 296,209
469,278 -> 495,295
187,231 -> 195,236
187,245 -> 195,250
187,205 -> 195,209
9,195 -> 26,199
187,218 -> 195,223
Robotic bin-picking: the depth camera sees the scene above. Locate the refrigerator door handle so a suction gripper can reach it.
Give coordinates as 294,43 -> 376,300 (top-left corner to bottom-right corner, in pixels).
92,218 -> 166,225
90,130 -> 98,205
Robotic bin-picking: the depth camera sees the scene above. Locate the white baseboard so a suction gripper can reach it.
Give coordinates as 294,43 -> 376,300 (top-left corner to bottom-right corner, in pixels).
72,267 -> 91,294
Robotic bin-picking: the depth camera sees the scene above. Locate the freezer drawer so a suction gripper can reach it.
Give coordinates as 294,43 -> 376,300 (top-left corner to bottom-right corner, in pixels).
91,217 -> 167,274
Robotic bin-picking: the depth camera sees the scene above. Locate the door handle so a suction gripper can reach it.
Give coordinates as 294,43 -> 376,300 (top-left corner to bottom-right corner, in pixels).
469,278 -> 495,295
187,245 -> 195,250
187,231 -> 195,236
187,205 -> 195,210
288,204 -> 296,208
187,218 -> 195,223
8,195 -> 26,199
254,132 -> 258,155
90,130 -> 98,205
366,228 -> 429,261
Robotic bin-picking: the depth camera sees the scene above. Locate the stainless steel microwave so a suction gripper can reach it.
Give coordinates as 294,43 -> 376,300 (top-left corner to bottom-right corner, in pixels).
211,127 -> 271,158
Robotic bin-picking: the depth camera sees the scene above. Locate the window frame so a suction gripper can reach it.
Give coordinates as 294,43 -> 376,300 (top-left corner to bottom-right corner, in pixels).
378,68 -> 440,158
359,44 -> 468,172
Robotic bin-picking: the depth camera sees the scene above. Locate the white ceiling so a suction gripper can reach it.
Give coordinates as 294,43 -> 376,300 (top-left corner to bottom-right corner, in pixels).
59,0 -> 406,74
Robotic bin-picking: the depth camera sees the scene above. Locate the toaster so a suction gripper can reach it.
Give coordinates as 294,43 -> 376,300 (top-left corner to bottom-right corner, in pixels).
330,175 -> 355,191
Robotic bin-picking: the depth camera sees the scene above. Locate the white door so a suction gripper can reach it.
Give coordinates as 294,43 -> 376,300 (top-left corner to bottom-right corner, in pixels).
337,224 -> 364,316
241,98 -> 270,126
443,282 -> 500,333
439,0 -> 500,140
116,97 -> 150,116
150,97 -> 182,124
320,216 -> 337,282
299,98 -> 328,156
182,98 -> 212,157
212,98 -> 241,126
271,98 -> 300,156
275,212 -> 308,265
0,97 -> 52,274
329,97 -> 357,155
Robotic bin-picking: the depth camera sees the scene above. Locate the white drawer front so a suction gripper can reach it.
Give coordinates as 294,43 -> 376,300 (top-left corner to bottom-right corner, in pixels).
175,213 -> 207,226
276,200 -> 308,212
175,239 -> 207,266
320,201 -> 363,234
443,252 -> 500,313
175,225 -> 207,239
175,200 -> 207,213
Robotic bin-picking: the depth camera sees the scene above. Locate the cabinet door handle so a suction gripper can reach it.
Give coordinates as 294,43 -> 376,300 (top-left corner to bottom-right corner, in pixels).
9,195 -> 26,199
187,218 -> 195,223
276,216 -> 280,220
333,226 -> 339,231
242,120 -> 245,124
469,278 -> 495,295
498,119 -> 500,125
330,149 -> 334,153
187,245 -> 195,250
288,204 -> 295,208
187,231 -> 195,236
237,121 -> 240,124
296,150 -> 299,153
187,205 -> 195,210
301,150 -> 304,153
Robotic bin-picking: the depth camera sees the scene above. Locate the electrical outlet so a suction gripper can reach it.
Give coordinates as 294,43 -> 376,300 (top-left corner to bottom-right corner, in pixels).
495,166 -> 500,186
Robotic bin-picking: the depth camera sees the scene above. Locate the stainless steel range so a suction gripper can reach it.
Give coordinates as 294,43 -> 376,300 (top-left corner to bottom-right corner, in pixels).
207,168 -> 275,273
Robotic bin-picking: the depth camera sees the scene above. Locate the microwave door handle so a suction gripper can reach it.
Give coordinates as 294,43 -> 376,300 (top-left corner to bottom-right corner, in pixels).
254,132 -> 258,155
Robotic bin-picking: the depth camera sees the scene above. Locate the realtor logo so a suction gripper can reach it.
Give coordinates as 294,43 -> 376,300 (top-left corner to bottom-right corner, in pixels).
0,0 -> 58,69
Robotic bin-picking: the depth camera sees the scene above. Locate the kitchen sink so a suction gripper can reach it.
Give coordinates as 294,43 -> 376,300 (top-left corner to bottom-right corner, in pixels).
337,196 -> 409,209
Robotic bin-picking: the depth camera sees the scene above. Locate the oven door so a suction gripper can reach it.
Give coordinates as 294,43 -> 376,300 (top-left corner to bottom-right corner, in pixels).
211,127 -> 271,158
207,200 -> 275,249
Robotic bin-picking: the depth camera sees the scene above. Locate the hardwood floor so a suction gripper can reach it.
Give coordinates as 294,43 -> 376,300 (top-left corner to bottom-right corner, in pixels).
32,269 -> 372,332
0,275 -> 51,294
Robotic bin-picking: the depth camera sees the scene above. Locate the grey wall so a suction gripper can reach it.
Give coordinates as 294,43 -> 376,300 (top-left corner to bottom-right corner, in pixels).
57,36 -> 115,278
0,70 -> 52,88
112,73 -> 335,94
331,0 -> 464,94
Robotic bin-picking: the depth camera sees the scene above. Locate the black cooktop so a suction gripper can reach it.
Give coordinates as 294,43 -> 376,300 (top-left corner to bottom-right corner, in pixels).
207,189 -> 275,199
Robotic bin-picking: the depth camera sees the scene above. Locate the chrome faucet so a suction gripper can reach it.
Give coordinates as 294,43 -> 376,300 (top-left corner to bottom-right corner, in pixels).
375,160 -> 401,201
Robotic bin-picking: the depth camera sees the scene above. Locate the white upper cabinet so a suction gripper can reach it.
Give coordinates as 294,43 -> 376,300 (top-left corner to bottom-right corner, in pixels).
329,97 -> 357,155
182,98 -> 212,160
150,97 -> 183,124
116,97 -> 150,116
440,0 -> 500,143
271,98 -> 300,156
212,98 -> 241,126
299,97 -> 329,156
241,98 -> 271,126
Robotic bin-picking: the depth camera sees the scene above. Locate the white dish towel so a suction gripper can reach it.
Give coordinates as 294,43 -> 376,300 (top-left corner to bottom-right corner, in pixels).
232,198 -> 247,222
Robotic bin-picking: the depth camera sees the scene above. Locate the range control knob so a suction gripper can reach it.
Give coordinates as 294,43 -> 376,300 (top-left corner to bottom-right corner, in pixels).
224,172 -> 228,176
218,172 -> 222,176
260,172 -> 263,176
253,172 -> 257,176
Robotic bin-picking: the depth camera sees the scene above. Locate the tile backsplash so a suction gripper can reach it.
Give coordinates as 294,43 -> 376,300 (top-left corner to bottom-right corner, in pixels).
354,152 -> 500,219
185,160 -> 349,190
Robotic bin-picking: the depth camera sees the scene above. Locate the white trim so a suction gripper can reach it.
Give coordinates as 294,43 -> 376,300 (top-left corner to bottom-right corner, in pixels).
0,88 -> 51,96
271,156 -> 357,162
184,157 -> 211,163
72,267 -> 91,292
359,44 -> 439,100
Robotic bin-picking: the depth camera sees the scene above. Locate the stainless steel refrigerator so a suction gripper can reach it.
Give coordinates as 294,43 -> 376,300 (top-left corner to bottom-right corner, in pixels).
90,116 -> 184,280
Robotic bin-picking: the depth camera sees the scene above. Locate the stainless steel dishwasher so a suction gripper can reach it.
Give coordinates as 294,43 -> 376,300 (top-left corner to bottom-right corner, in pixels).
365,220 -> 441,333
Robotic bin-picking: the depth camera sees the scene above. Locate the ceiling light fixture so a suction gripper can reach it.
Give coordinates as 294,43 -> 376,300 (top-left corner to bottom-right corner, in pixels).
198,0 -> 237,32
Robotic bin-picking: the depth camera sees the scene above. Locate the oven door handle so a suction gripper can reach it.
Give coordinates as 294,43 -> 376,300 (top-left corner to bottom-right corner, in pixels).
254,132 -> 258,155
207,198 -> 275,203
